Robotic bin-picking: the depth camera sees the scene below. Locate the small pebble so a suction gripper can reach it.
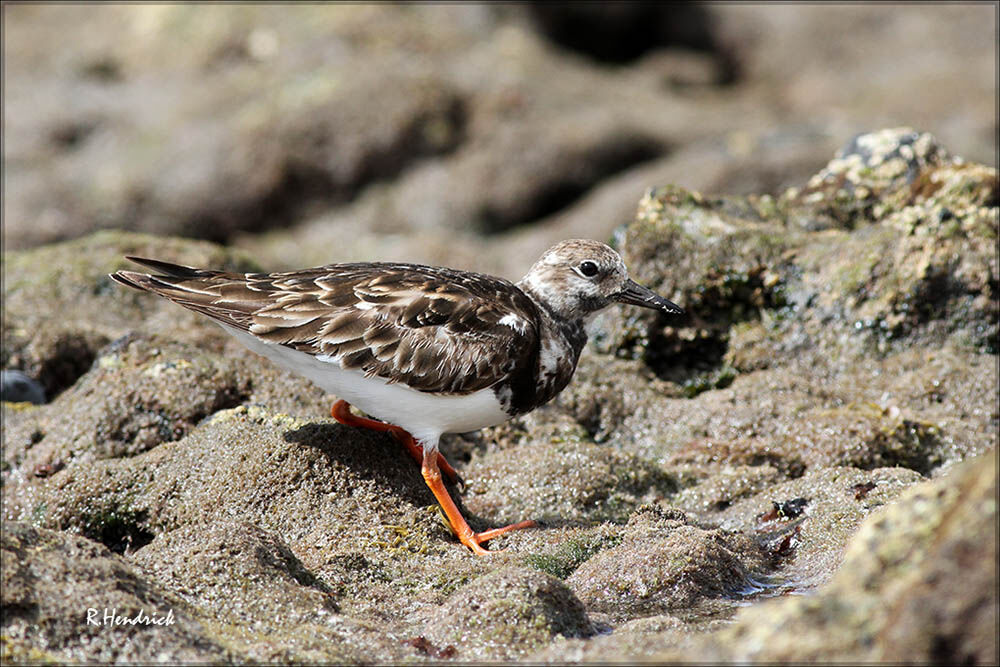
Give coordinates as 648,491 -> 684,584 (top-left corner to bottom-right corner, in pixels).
0,370 -> 46,405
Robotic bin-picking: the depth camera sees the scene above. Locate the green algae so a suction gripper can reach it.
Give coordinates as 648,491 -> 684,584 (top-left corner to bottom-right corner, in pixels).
522,527 -> 624,580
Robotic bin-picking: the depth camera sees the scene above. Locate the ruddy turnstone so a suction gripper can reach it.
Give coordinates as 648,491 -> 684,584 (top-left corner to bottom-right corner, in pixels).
110,239 -> 682,554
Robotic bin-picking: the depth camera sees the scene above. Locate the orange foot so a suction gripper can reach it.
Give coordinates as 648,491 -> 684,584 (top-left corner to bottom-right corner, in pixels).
330,399 -> 537,554
419,445 -> 537,555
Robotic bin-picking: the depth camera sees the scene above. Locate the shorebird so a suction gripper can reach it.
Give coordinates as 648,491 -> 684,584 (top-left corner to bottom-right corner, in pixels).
111,239 -> 683,554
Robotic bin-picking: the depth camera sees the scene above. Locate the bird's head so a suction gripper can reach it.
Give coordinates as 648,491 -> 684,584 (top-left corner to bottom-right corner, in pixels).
517,239 -> 683,322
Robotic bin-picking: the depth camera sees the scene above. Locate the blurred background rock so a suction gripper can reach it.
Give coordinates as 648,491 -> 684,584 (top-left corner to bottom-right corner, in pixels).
3,3 -> 995,276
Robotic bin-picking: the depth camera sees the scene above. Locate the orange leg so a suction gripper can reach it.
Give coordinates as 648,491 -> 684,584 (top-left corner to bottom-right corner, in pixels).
420,446 -> 537,555
330,400 -> 463,487
330,399 -> 536,554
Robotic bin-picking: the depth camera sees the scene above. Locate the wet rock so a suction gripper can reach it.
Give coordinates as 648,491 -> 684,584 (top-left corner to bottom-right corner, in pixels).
2,331 -> 331,488
2,405 -> 449,556
1,231 -> 335,486
3,336 -> 253,475
237,126 -> 838,282
421,566 -> 594,660
4,5 -> 993,293
566,505 -> 772,622
6,3 -> 846,262
554,354 -> 681,443
784,130 -> 998,350
603,183 -> 795,385
667,461 -> 788,515
519,522 -> 625,581
1,522 -> 227,663
1,331 -> 106,403
2,5 -> 683,249
709,466 -> 925,589
526,612 -> 724,663
131,521 -> 336,625
661,449 -> 998,663
591,130 -> 997,484
784,127 -> 954,230
464,410 -> 678,526
674,344 -> 993,476
128,522 -> 410,664
608,128 -> 996,384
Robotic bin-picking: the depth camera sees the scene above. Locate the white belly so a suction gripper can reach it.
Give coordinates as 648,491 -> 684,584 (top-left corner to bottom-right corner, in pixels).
221,325 -> 510,446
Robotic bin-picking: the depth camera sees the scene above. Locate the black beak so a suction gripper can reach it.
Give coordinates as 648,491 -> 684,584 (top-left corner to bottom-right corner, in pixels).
614,279 -> 684,315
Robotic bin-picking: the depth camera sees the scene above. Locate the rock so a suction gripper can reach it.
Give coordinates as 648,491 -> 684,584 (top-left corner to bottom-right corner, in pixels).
1,230 -> 260,399
1,5 -> 479,248
1,5 -> 685,249
528,452 -> 996,663
131,521 -> 336,625
786,130 -> 998,349
3,4 -> 993,287
705,466 -> 925,589
518,522 -> 626,581
525,3 -> 724,65
592,129 -> 997,481
421,566 -> 594,660
566,506 -> 771,622
1,329 -> 327,483
608,128 -> 996,373
129,522 -> 412,664
9,3 -> 918,254
2,405 -> 450,555
3,336 -> 254,476
526,611 -> 734,663
463,411 -> 678,526
660,449 -> 998,663
1,522 -> 227,663
1,232 -> 332,482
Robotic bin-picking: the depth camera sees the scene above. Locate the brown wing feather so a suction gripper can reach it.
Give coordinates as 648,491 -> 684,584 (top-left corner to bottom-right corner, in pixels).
111,260 -> 540,395
110,269 -> 262,331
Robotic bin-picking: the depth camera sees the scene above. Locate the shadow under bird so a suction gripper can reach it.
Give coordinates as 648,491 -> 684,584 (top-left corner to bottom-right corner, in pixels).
110,238 -> 683,554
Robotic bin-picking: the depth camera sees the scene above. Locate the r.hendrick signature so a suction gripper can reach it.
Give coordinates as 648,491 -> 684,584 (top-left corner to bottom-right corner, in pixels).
86,607 -> 175,627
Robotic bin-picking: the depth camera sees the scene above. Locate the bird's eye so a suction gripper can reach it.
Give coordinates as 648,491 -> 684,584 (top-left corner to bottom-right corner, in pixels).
578,260 -> 599,278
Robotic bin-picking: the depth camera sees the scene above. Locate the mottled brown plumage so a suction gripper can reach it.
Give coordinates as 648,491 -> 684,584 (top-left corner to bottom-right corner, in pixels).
115,260 -> 541,395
